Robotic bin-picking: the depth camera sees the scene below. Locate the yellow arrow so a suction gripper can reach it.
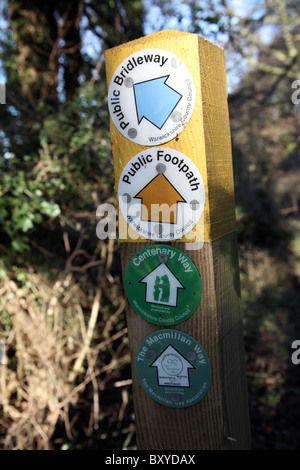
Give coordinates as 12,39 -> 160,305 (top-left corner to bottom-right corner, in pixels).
134,173 -> 186,224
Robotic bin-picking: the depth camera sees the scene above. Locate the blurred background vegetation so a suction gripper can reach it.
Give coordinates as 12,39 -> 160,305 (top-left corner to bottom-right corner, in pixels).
0,0 -> 299,450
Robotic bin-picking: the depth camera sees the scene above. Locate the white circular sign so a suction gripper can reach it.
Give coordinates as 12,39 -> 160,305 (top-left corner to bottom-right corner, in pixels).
118,147 -> 205,241
108,49 -> 196,146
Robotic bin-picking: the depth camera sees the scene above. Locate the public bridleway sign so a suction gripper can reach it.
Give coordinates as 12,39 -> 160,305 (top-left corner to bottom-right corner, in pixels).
108,48 -> 196,146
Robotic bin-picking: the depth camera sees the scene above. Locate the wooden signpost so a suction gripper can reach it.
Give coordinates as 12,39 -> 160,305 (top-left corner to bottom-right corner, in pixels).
105,30 -> 251,450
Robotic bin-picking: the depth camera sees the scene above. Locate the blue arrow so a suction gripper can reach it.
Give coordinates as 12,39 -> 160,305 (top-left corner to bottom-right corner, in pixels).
133,76 -> 182,129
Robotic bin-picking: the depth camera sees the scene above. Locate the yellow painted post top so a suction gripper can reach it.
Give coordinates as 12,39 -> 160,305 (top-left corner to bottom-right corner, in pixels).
105,29 -> 236,242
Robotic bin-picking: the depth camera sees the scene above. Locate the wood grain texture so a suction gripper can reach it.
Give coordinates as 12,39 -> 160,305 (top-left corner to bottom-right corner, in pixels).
121,236 -> 250,450
105,31 -> 251,449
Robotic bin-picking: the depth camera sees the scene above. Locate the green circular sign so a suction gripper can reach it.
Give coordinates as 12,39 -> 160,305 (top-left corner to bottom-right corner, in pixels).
136,329 -> 212,408
124,245 -> 201,326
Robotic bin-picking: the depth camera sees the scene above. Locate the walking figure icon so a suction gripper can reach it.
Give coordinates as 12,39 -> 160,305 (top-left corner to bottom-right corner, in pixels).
153,275 -> 170,303
140,263 -> 184,307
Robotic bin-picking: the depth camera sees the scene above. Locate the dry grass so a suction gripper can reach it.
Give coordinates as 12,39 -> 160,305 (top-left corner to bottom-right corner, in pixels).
0,240 -> 131,450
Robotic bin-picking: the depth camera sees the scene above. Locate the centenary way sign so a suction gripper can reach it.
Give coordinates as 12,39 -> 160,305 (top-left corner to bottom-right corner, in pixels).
105,29 -> 251,450
124,244 -> 202,326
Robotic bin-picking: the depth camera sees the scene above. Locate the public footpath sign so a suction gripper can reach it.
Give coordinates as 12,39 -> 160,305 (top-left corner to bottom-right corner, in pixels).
135,330 -> 211,408
118,147 -> 205,241
108,49 -> 196,146
124,244 -> 201,325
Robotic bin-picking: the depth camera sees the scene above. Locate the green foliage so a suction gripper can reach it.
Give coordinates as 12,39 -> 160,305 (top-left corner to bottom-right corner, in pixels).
0,161 -> 58,257
0,0 -> 138,451
0,81 -> 113,271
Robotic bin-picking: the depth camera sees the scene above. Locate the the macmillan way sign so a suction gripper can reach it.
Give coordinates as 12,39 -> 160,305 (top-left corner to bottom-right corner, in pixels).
108,48 -> 196,146
118,147 -> 205,241
136,329 -> 212,408
124,244 -> 202,326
